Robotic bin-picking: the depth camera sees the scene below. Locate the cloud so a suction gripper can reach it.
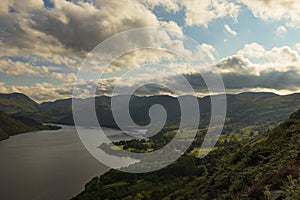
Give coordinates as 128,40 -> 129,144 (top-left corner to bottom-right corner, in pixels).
142,0 -> 180,12
216,56 -> 254,74
2,0 -> 300,100
0,0 -> 198,76
276,26 -> 287,35
0,59 -> 49,76
176,42 -> 300,95
0,0 -> 180,60
221,69 -> 300,91
0,82 -> 71,102
180,0 -> 240,27
142,0 -> 240,27
239,0 -> 300,27
295,43 -> 300,53
236,43 -> 299,72
204,42 -> 300,94
50,72 -> 76,83
182,69 -> 300,94
30,0 -> 161,56
224,24 -> 237,36
0,58 -> 77,83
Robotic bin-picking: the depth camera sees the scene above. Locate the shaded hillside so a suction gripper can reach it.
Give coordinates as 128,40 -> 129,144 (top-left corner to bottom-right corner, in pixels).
2,91 -> 300,140
30,92 -> 300,134
0,111 -> 36,141
72,109 -> 300,200
0,93 -> 39,114
0,111 -> 60,141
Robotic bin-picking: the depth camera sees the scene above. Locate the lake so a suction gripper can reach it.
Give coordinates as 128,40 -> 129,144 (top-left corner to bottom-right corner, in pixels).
0,125 -> 131,200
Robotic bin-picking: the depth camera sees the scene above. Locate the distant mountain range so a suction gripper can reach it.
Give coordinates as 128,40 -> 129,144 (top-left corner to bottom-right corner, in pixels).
1,91 -> 300,139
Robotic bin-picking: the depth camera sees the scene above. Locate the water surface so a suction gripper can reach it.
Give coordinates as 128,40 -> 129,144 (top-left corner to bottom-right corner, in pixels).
0,125 -> 127,200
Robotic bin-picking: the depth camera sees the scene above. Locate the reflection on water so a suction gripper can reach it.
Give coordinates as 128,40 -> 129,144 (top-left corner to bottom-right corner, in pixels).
0,125 -> 131,200
76,126 -> 139,170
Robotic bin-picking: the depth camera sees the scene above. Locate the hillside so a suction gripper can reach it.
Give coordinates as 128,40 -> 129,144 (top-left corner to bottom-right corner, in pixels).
0,93 -> 39,114
2,91 -> 300,142
171,110 -> 300,199
72,109 -> 300,200
0,111 -> 36,141
2,91 -> 300,141
1,92 -> 297,132
29,92 -> 300,135
0,111 -> 60,141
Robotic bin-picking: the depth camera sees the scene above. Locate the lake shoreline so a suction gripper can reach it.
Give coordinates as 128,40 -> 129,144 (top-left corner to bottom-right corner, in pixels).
0,123 -> 61,142
0,125 -> 115,200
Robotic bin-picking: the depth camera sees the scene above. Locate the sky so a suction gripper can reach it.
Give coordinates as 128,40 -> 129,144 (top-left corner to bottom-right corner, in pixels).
1,0 -> 300,102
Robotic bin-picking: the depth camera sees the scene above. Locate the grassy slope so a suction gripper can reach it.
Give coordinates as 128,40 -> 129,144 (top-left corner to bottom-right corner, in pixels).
72,110 -> 300,200
172,118 -> 300,199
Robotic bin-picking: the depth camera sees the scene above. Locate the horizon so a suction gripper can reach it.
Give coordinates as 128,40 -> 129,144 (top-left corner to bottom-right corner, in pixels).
1,90 -> 298,104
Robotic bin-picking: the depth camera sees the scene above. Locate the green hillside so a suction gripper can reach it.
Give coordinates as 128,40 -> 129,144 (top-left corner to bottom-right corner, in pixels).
172,111 -> 300,199
72,109 -> 300,200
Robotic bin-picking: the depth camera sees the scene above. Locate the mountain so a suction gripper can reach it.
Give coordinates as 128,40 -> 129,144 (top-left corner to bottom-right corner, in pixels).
0,93 -> 39,114
0,111 -> 35,138
72,109 -> 300,200
0,93 -> 61,141
0,111 -> 60,141
29,92 -> 300,135
2,91 -> 300,140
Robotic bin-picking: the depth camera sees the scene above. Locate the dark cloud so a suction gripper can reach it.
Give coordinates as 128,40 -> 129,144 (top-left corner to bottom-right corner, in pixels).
183,69 -> 300,91
216,55 -> 253,74
0,0 -> 160,57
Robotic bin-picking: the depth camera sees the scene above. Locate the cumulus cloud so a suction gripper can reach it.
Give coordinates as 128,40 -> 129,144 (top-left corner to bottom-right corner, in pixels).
0,0 -> 241,60
50,72 -> 76,83
0,0 -> 161,57
239,0 -> 300,27
207,42 -> 300,94
224,24 -> 237,36
143,0 -> 240,27
216,56 -> 254,74
276,26 -> 287,35
0,59 -> 49,76
295,43 -> 300,53
236,43 -> 299,72
180,0 -> 240,27
0,58 -> 77,83
0,82 -> 73,102
142,0 -> 180,12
